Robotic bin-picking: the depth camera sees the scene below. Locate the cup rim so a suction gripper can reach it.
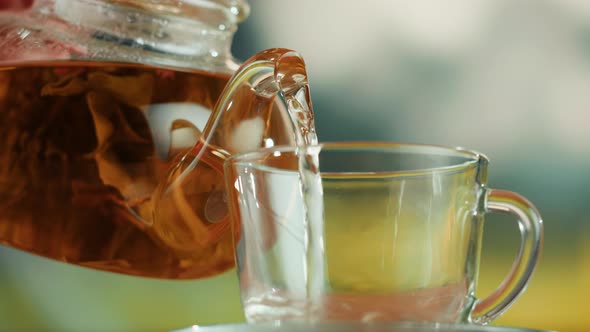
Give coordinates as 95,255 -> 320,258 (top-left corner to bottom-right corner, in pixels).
224,141 -> 487,177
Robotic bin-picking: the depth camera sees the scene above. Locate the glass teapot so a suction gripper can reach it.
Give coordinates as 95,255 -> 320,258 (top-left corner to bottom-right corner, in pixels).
0,0 -> 316,280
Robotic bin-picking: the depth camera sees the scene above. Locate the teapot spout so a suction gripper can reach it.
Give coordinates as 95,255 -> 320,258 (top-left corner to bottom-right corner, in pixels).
203,48 -> 317,152
151,48 -> 316,275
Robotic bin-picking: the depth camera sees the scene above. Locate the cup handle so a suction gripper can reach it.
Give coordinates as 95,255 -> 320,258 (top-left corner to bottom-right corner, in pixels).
470,189 -> 544,325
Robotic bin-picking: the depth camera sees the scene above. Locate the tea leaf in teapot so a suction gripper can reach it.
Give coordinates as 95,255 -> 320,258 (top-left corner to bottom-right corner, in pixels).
85,71 -> 154,108
40,69 -> 88,96
42,69 -> 154,108
85,91 -> 150,150
41,68 -> 158,202
85,91 -> 154,201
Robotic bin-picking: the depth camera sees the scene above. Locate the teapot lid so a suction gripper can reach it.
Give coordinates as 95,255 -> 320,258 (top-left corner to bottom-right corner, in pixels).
51,0 -> 247,57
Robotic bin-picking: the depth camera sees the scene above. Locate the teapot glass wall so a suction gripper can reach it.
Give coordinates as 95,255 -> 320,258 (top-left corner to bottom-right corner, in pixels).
0,0 -> 316,279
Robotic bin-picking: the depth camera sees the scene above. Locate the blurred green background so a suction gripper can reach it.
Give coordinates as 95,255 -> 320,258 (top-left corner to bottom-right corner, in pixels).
1,0 -> 589,331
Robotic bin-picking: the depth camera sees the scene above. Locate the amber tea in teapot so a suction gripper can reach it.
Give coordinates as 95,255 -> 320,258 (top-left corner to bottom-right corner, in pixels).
0,0 -> 316,281
0,62 -> 233,279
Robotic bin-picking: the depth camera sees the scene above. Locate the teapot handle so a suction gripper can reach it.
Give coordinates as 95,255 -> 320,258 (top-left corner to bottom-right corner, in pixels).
152,48 -> 316,256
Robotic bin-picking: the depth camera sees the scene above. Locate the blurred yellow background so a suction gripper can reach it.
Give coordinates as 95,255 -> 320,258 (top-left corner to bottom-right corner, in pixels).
1,0 -> 589,331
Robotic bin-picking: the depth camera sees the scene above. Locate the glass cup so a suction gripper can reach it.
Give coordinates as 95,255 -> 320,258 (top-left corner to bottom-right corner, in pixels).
223,142 -> 543,325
